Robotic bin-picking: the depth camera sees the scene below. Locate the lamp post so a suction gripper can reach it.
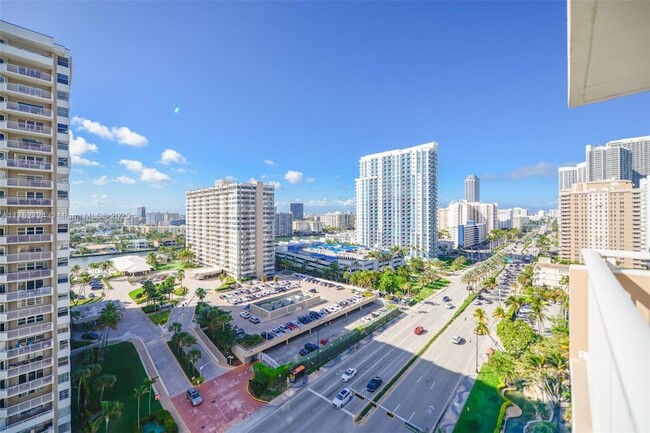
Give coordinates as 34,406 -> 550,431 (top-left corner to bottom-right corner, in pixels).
475,326 -> 479,373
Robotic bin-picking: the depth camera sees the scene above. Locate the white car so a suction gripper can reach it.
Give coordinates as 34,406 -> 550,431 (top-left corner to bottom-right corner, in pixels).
341,368 -> 357,382
239,311 -> 251,319
451,336 -> 462,344
332,388 -> 353,408
446,303 -> 454,309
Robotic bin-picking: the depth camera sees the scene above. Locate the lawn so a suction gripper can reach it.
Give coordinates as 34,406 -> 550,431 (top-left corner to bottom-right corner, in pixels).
155,261 -> 186,271
128,288 -> 146,304
172,286 -> 187,297
148,310 -> 170,325
72,296 -> 102,307
453,364 -> 508,433
413,278 -> 451,302
217,276 -> 237,291
71,342 -> 164,433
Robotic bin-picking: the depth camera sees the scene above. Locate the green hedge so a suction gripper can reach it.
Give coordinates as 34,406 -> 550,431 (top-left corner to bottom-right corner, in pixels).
148,310 -> 170,325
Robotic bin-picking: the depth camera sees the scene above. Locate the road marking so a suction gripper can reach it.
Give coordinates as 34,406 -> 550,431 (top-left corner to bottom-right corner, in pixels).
430,381 -> 436,390
409,411 -> 416,421
307,389 -> 354,417
395,403 -> 400,411
416,375 -> 423,384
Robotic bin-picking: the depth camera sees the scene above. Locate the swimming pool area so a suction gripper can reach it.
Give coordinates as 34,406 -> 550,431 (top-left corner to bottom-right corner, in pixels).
288,243 -> 362,262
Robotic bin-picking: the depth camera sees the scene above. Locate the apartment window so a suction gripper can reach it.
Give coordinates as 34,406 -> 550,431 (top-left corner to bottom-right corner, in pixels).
59,340 -> 69,350
58,356 -> 69,367
59,422 -> 71,433
58,306 -> 68,317
57,56 -> 69,68
58,372 -> 70,384
57,141 -> 68,151
57,257 -> 68,266
57,90 -> 69,101
58,191 -> 68,200
59,388 -> 70,401
58,274 -> 68,284
57,123 -> 68,134
58,157 -> 69,167
57,107 -> 69,118
57,73 -> 69,85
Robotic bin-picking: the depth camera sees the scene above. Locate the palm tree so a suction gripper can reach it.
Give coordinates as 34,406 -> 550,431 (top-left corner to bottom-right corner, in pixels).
493,305 -> 507,322
527,297 -> 549,335
196,287 -> 207,302
101,400 -> 123,433
146,252 -> 157,268
505,295 -> 524,316
176,269 -> 185,290
75,272 -> 92,306
94,374 -> 117,402
342,271 -> 351,284
187,348 -> 201,369
473,308 -> 488,324
261,274 -> 268,283
273,275 -> 279,283
98,302 -> 121,348
133,384 -> 148,430
168,321 -> 182,336
71,264 -> 81,275
142,376 -> 158,416
72,367 -> 91,408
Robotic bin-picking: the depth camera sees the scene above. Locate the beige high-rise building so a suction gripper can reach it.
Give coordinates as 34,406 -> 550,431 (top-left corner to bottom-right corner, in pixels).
186,180 -> 275,279
559,180 -> 644,268
319,211 -> 354,230
0,21 -> 72,433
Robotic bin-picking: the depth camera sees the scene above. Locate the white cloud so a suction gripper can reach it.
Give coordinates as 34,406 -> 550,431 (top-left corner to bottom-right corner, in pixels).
93,175 -> 109,185
333,198 -> 355,206
307,177 -> 315,184
260,174 -> 269,180
115,176 -> 137,184
72,116 -> 148,146
172,168 -> 186,174
248,177 -> 257,183
174,107 -> 180,114
284,170 -> 304,184
264,159 -> 276,166
72,155 -> 101,167
72,180 -> 84,185
159,149 -> 187,165
119,159 -> 144,172
69,133 -> 98,157
268,181 -> 281,189
305,197 -> 354,208
307,198 -> 329,207
141,168 -> 172,183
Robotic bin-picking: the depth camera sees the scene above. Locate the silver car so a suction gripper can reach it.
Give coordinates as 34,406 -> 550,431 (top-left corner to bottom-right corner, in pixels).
186,387 -> 203,406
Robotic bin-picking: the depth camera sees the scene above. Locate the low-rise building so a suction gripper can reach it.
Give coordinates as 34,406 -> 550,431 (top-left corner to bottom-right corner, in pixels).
533,257 -> 569,288
129,238 -> 150,249
450,221 -> 486,248
155,237 -> 179,248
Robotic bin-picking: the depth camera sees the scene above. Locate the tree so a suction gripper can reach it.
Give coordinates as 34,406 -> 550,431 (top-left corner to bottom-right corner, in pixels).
142,376 -> 159,416
97,302 -> 121,348
176,269 -> 185,290
177,249 -> 195,267
196,287 -> 207,302
101,400 -> 123,433
146,252 -> 157,268
527,296 -> 549,335
473,308 -> 488,324
94,374 -> 117,403
273,275 -> 279,283
141,280 -> 158,307
342,271 -> 351,284
261,274 -> 268,283
168,321 -> 182,336
187,348 -> 201,368
493,305 -> 507,322
133,385 -> 148,430
496,319 -> 539,356
72,367 -> 92,408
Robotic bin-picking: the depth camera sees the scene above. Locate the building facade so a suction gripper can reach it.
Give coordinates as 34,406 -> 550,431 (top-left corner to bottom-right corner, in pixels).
442,201 -> 498,234
319,211 -> 355,230
586,136 -> 649,186
464,174 -> 480,202
559,180 -> 645,268
356,142 -> 438,258
136,206 -> 145,219
450,221 -> 486,248
289,203 -> 303,221
274,212 -> 293,236
292,220 -> 323,234
0,21 -> 72,433
186,180 -> 275,279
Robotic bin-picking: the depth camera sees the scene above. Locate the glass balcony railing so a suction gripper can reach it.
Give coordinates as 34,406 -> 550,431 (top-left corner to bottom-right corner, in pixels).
1,139 -> 52,153
1,63 -> 52,82
2,82 -> 52,100
3,102 -> 52,117
3,121 -> 52,135
4,197 -> 53,206
4,159 -> 52,170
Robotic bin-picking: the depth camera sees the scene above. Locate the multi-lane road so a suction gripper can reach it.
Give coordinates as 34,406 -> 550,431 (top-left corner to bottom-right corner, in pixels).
237,271 -> 498,433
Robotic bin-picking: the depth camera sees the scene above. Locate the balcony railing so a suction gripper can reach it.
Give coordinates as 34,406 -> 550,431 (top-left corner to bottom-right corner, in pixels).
1,216 -> 53,225
1,139 -> 52,153
2,102 -> 52,117
0,41 -> 52,59
0,305 -> 52,321
0,178 -> 53,188
4,197 -> 53,206
2,82 -> 52,100
0,323 -> 53,341
0,286 -> 53,303
1,234 -> 53,244
0,339 -> 52,360
1,268 -> 52,282
0,375 -> 53,398
0,63 -> 52,82
0,356 -> 52,380
4,159 -> 52,170
0,395 -> 52,419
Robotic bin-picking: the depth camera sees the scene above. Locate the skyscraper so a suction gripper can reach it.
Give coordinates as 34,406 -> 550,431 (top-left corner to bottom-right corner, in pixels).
186,180 -> 275,279
464,175 -> 480,202
274,212 -> 293,236
0,21 -> 72,432
356,142 -> 438,257
289,203 -> 304,221
558,166 -> 578,191
586,137 -> 649,186
137,206 -> 146,219
607,135 -> 650,187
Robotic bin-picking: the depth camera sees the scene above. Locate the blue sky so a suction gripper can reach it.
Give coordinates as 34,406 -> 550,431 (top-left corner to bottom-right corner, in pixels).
4,1 -> 649,215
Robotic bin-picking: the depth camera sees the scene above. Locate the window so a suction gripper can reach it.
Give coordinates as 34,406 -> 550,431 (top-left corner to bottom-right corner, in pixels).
57,73 -> 69,85
58,191 -> 68,200
57,107 -> 69,118
57,123 -> 68,134
57,274 -> 68,284
58,372 -> 70,385
57,257 -> 68,266
57,141 -> 68,151
57,90 -> 69,101
59,389 -> 70,401
57,56 -> 69,68
58,157 -> 68,167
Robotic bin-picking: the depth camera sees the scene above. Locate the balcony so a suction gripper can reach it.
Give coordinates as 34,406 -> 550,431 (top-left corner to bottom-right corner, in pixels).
0,304 -> 53,322
0,41 -> 52,66
0,139 -> 52,154
0,269 -> 52,283
0,216 -> 54,225
0,374 -> 53,398
1,197 -> 53,207
0,286 -> 53,303
0,82 -> 52,101
0,322 -> 53,341
0,121 -> 52,138
0,406 -> 53,432
0,178 -> 53,189
0,339 -> 53,361
0,234 -> 53,244
0,102 -> 52,119
1,159 -> 52,171
0,356 -> 53,380
0,62 -> 52,83
0,250 -> 53,264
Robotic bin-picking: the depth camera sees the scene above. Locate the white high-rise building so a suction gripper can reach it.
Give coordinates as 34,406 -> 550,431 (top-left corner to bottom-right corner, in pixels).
186,180 -> 275,279
558,166 -> 579,191
0,21 -> 72,433
356,142 -> 438,258
443,201 -> 498,234
608,136 -> 650,187
464,175 -> 480,202
586,137 -> 649,185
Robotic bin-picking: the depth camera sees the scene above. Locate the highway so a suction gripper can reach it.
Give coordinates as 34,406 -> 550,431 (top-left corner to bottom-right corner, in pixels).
238,274 -> 482,433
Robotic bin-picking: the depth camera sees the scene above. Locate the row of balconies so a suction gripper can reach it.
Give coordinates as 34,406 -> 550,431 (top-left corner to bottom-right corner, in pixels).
0,251 -> 53,264
0,139 -> 53,155
0,356 -> 52,380
0,373 -> 53,399
0,393 -> 53,420
0,234 -> 52,244
0,198 -> 52,206
0,178 -> 53,189
0,101 -> 52,120
0,339 -> 52,362
0,217 -> 54,226
0,159 -> 52,171
0,305 -> 53,322
0,286 -> 53,303
0,269 -> 52,284
0,62 -> 52,84
0,323 -> 52,342
0,82 -> 51,102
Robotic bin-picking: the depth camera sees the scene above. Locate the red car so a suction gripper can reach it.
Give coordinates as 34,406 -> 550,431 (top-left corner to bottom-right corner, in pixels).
414,326 -> 424,335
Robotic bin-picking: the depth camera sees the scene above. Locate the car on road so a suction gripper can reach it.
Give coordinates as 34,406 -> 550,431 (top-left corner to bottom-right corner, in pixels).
309,288 -> 318,293
304,343 -> 319,352
442,295 -> 450,302
446,303 -> 454,309
341,368 -> 357,382
484,299 -> 493,304
332,388 -> 353,408
414,326 -> 424,335
366,376 -> 383,392
239,311 -> 251,319
186,387 -> 203,406
451,336 -> 462,344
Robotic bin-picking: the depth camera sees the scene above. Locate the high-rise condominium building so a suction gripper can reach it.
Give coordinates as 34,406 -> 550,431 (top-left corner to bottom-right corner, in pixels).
319,211 -> 355,230
559,180 -> 646,268
136,206 -> 145,219
442,201 -> 498,234
289,203 -> 303,221
186,180 -> 275,279
609,136 -> 650,187
274,212 -> 293,236
558,162 -> 588,191
356,142 -> 438,258
0,21 -> 72,433
464,175 -> 480,202
586,136 -> 649,186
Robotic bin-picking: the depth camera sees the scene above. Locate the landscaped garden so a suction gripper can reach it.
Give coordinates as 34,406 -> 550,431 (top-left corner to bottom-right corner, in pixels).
167,321 -> 202,384
453,363 -> 507,433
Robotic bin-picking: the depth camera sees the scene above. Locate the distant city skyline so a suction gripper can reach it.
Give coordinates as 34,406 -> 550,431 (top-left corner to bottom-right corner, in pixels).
2,2 -> 647,215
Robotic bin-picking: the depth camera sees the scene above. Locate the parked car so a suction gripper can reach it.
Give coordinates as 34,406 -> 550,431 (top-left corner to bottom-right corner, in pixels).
309,288 -> 318,293
332,388 -> 353,408
341,368 -> 357,382
240,311 -> 251,319
414,326 -> 424,335
186,387 -> 203,406
249,316 -> 260,324
299,348 -> 311,356
304,343 -> 319,352
366,376 -> 383,392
